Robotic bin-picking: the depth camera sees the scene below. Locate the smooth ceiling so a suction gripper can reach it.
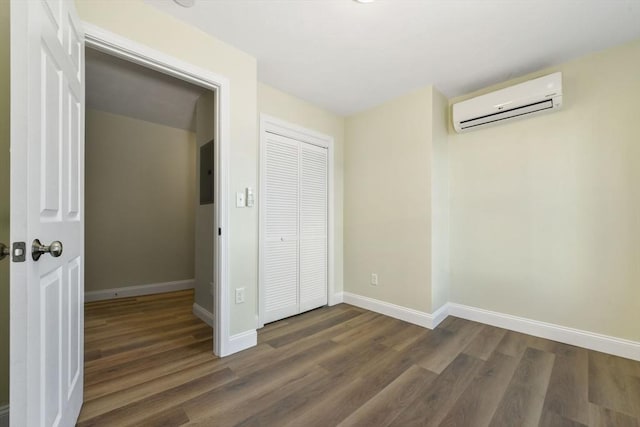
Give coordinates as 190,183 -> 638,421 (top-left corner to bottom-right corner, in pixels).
86,47 -> 208,131
146,0 -> 640,116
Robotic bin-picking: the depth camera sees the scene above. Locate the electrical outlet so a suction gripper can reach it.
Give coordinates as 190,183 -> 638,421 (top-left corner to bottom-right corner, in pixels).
371,273 -> 378,286
235,287 -> 245,304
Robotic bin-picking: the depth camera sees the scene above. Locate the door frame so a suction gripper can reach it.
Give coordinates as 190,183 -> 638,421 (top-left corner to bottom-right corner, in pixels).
83,23 -> 231,356
258,114 -> 336,328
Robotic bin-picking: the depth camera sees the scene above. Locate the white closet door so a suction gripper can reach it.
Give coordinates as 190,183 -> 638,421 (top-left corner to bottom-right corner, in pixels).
299,143 -> 328,312
262,134 -> 300,323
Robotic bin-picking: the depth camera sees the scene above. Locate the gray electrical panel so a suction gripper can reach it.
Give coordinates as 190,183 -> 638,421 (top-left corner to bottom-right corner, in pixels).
200,140 -> 214,205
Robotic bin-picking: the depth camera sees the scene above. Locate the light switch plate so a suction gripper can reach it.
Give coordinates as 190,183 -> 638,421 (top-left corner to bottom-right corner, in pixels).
236,192 -> 246,208
246,187 -> 254,207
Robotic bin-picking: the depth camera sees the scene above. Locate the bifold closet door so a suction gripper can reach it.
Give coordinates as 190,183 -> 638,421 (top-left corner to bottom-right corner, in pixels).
262,132 -> 328,324
263,134 -> 300,323
299,143 -> 328,312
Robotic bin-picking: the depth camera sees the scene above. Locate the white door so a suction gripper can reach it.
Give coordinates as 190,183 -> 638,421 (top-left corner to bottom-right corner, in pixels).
261,132 -> 328,324
10,0 -> 85,426
262,133 -> 300,323
299,143 -> 328,312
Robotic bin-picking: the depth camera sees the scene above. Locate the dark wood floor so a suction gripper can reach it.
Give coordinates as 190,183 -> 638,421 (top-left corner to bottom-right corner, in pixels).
79,290 -> 640,427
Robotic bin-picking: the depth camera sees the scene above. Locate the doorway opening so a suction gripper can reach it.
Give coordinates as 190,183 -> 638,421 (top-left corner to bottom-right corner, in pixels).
83,42 -> 217,359
83,26 -> 231,357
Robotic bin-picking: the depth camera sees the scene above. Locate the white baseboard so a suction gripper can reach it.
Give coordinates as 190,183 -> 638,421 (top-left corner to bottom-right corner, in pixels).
192,303 -> 214,328
448,303 -> 640,362
430,303 -> 449,328
342,292 -> 442,329
192,303 -> 255,356
226,329 -> 257,355
85,279 -> 195,302
0,404 -> 8,427
340,292 -> 640,361
329,292 -> 344,306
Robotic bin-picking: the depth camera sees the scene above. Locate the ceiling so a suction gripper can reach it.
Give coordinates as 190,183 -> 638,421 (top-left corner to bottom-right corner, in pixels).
86,48 -> 208,131
145,0 -> 640,116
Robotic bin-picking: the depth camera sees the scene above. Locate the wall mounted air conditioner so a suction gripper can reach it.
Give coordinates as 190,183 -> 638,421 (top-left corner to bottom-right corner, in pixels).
452,72 -> 563,133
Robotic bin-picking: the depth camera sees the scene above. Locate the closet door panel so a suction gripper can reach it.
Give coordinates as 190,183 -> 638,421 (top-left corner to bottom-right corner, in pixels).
263,239 -> 298,322
299,143 -> 328,312
263,134 -> 299,323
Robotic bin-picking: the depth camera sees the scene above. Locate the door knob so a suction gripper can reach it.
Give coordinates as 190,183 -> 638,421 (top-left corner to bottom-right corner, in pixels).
32,239 -> 63,261
0,243 -> 9,261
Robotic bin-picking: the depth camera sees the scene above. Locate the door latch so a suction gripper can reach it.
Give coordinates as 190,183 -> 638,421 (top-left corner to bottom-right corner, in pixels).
12,242 -> 26,262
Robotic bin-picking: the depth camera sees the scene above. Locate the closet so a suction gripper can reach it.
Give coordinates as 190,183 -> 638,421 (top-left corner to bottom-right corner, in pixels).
261,132 -> 328,324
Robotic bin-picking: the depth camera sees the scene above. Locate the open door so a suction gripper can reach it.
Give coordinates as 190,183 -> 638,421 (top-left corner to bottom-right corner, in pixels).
10,0 -> 85,425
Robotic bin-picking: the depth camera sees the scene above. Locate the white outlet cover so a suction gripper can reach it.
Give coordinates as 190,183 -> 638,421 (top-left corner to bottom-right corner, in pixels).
371,273 -> 378,286
235,288 -> 245,304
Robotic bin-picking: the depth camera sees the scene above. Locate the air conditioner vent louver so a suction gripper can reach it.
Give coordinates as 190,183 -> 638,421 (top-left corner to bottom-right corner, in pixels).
453,72 -> 563,133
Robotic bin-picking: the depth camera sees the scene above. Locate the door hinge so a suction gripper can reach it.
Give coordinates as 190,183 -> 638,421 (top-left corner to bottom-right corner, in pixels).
12,242 -> 26,262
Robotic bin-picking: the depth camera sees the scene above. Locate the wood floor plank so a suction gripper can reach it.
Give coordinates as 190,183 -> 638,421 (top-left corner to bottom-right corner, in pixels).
589,404 -> 640,427
337,365 -> 436,427
133,406 -> 190,427
85,346 -> 217,402
181,340 -> 345,421
494,330 -> 532,358
230,369 -> 351,427
488,347 -> 555,427
539,411 -> 588,427
462,324 -> 508,360
378,322 -> 428,351
330,312 -> 392,344
416,319 -> 483,373
389,353 -> 485,427
542,345 -> 590,424
589,351 -> 636,416
81,357 -> 226,420
184,367 -> 330,426
77,367 -> 236,426
279,376 -> 382,427
258,304 -> 356,343
266,309 -> 363,348
628,375 -> 640,418
439,351 -> 519,427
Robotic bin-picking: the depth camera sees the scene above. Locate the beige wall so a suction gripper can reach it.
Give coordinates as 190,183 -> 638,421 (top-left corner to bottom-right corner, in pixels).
85,109 -> 195,291
344,87 -> 434,313
76,0 -> 258,334
449,39 -> 640,341
0,0 -> 9,408
257,83 -> 345,294
194,91 -> 215,313
430,88 -> 450,311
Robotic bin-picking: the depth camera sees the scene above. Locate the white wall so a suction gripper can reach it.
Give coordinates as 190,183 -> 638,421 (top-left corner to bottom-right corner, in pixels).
430,89 -> 450,311
449,39 -> 640,342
